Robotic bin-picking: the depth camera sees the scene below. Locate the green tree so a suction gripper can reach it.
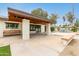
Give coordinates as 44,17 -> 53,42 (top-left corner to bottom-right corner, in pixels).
65,12 -> 75,24
49,13 -> 58,24
31,8 -> 48,19
75,19 -> 79,27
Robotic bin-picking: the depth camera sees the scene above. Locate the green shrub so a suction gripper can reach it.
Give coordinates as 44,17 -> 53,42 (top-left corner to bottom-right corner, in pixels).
71,26 -> 77,32
75,19 -> 79,27
51,27 -> 55,32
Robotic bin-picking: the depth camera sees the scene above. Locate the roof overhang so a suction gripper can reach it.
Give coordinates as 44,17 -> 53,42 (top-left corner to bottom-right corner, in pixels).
8,8 -> 51,25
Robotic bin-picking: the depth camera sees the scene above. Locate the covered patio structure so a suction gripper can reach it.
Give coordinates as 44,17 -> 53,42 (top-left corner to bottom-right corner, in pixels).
7,8 -> 51,40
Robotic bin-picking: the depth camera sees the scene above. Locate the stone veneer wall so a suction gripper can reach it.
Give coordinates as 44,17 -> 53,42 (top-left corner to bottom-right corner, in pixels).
0,20 -> 6,37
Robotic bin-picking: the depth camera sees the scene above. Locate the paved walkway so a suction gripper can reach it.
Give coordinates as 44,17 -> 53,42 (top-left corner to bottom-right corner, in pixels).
0,34 -> 72,56
60,39 -> 79,56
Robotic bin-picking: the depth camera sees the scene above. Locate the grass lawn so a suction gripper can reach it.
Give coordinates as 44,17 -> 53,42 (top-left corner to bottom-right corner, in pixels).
0,45 -> 11,56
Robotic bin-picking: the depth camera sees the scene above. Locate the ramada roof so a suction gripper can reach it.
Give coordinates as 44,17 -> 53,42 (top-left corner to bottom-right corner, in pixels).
8,8 -> 51,23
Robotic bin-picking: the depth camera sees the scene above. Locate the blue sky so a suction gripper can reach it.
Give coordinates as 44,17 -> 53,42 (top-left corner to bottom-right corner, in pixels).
0,3 -> 79,25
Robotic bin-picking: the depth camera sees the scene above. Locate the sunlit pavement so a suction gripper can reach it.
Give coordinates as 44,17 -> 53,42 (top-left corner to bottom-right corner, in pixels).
0,34 -> 73,56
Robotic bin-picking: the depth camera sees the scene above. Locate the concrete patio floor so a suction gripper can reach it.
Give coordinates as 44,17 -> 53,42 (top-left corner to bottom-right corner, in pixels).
0,34 -> 71,56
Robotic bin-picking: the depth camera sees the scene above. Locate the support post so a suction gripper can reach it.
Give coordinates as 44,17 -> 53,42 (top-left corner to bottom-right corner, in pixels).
46,23 -> 51,35
22,19 -> 30,40
0,20 -> 5,37
41,25 -> 45,33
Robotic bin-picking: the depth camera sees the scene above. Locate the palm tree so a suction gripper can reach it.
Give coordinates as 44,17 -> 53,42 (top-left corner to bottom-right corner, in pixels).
62,16 -> 66,25
62,16 -> 68,32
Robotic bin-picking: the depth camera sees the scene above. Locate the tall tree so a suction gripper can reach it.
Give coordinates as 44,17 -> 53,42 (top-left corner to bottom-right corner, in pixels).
49,14 -> 58,24
31,8 -> 48,19
75,19 -> 79,27
65,12 -> 75,25
62,16 -> 66,25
